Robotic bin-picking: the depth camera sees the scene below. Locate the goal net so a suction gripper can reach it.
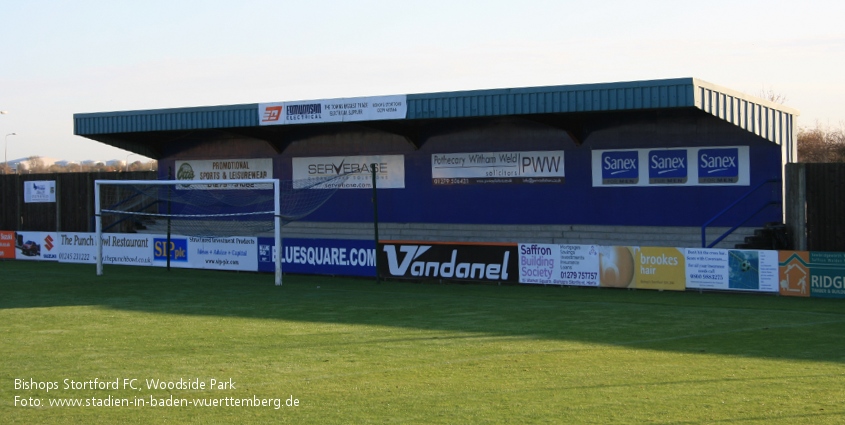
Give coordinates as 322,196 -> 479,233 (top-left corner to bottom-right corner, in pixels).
94,176 -> 347,285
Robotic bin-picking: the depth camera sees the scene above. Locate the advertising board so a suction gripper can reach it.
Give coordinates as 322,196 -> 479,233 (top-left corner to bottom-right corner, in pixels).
431,151 -> 565,185
24,180 -> 56,203
292,155 -> 405,189
257,238 -> 376,277
0,231 -> 15,258
259,95 -> 407,126
173,158 -> 273,189
591,146 -> 750,187
518,243 -> 599,286
379,242 -> 518,283
187,236 -> 258,271
56,232 -> 154,266
806,251 -> 845,298
685,248 -> 778,292
14,231 -> 58,261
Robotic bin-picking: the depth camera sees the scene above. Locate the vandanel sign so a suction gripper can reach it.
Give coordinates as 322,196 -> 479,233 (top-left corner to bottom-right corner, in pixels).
378,242 -> 518,283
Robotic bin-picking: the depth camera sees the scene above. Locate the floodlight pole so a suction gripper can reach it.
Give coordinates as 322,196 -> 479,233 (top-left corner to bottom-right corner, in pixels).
371,163 -> 380,284
4,132 -> 16,175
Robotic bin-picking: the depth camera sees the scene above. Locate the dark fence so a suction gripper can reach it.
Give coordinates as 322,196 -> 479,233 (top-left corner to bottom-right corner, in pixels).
3,166 -> 844,252
786,163 -> 845,252
0,172 -> 156,232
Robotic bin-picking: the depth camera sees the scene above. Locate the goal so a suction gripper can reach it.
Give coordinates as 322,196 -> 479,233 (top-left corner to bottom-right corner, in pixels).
94,177 -> 345,285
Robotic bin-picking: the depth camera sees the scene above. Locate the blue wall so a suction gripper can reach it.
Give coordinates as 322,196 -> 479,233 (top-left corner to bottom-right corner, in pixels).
160,110 -> 785,228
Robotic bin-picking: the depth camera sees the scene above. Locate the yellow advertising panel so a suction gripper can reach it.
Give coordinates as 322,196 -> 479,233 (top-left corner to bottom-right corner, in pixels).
632,247 -> 686,291
778,251 -> 810,297
599,246 -> 635,288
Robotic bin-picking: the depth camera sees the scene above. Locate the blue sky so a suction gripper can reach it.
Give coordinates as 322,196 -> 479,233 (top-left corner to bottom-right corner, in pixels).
2,0 -> 843,162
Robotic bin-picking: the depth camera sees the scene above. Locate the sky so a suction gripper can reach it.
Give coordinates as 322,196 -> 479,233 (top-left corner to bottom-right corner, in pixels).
2,0 -> 844,163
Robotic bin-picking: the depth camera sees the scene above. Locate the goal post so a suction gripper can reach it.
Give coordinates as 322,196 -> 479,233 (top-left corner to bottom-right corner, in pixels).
95,178 -> 283,285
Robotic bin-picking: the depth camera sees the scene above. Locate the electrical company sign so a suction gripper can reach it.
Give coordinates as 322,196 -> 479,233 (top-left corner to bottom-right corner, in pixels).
258,95 -> 407,126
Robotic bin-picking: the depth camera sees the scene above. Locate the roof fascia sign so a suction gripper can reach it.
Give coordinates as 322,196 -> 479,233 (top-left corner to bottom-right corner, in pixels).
258,95 -> 407,126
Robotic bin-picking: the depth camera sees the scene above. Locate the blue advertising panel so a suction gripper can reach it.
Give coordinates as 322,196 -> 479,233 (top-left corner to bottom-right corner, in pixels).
648,149 -> 688,184
600,150 -> 640,185
153,237 -> 189,265
698,148 -> 740,184
258,238 -> 376,277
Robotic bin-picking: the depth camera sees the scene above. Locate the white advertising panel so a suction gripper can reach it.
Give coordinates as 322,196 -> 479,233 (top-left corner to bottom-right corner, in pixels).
14,231 -> 58,261
292,155 -> 405,189
518,243 -> 600,286
149,234 -> 258,271
174,158 -> 273,189
24,180 -> 56,203
432,151 -> 565,185
57,232 -> 154,266
258,95 -> 407,126
591,146 -> 750,187
685,248 -> 778,292
187,236 -> 258,271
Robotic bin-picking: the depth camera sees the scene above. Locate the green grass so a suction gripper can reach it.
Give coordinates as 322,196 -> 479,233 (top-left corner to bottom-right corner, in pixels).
2,261 -> 845,424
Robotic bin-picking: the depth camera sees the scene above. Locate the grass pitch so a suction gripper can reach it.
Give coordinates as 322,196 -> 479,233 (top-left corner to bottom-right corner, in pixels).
2,261 -> 845,424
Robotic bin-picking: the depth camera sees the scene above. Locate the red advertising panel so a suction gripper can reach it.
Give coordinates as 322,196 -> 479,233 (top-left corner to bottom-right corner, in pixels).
0,231 -> 15,259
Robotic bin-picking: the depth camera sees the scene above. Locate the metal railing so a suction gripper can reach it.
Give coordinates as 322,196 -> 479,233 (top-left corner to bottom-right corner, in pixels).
701,179 -> 781,248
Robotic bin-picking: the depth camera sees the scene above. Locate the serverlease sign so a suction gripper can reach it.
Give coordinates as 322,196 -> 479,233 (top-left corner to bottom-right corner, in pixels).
292,155 -> 405,189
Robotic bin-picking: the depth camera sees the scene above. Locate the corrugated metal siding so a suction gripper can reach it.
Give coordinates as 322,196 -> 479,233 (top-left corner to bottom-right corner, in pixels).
73,78 -> 798,150
693,80 -> 798,147
74,104 -> 258,135
405,79 -> 697,119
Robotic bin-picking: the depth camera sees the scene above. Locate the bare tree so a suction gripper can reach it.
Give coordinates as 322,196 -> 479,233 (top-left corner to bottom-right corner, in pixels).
759,86 -> 788,105
798,123 -> 845,162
